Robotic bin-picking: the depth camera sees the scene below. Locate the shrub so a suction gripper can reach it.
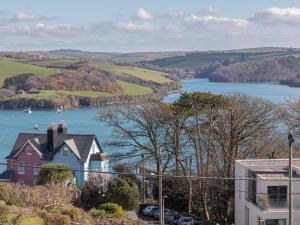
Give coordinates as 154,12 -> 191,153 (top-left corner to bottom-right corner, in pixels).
98,203 -> 125,217
89,208 -> 107,218
43,213 -> 71,225
19,216 -> 45,225
48,208 -> 61,214
0,200 -> 6,208
38,164 -> 73,185
106,177 -> 140,210
61,206 -> 82,221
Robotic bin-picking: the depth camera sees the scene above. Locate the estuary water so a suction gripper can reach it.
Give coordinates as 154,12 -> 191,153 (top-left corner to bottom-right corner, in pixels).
1,79 -> 300,161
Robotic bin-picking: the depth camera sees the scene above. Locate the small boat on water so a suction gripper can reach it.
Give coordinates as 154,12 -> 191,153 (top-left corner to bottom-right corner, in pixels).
23,107 -> 32,114
34,124 -> 39,130
56,106 -> 63,113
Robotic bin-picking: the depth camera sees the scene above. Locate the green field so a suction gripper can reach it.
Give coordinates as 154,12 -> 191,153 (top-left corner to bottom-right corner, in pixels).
11,90 -> 113,100
117,80 -> 153,96
94,62 -> 171,84
25,59 -> 79,68
0,59 -> 58,85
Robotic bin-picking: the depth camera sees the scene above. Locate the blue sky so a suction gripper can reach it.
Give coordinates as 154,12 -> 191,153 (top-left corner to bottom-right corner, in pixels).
2,0 -> 300,52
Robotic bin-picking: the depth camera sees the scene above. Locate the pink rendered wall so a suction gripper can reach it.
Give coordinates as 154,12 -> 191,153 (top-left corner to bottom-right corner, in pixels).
8,143 -> 46,185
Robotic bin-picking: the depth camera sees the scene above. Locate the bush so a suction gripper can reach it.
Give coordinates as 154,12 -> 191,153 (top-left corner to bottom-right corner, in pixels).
43,213 -> 71,225
19,216 -> 45,225
106,177 -> 140,210
0,200 -> 6,208
61,206 -> 82,221
89,208 -> 107,218
98,203 -> 125,217
0,183 -> 76,208
38,164 -> 73,185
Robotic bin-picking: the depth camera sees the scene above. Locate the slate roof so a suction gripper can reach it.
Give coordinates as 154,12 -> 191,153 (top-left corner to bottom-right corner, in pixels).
0,169 -> 14,181
6,133 -> 104,162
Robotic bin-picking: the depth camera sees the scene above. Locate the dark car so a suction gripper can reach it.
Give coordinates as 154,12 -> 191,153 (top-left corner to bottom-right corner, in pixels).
149,207 -> 159,217
169,214 -> 182,225
139,204 -> 156,215
165,212 -> 179,224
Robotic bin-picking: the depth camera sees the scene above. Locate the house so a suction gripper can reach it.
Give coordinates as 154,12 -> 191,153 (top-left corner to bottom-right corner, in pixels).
0,123 -> 109,188
27,88 -> 40,94
235,159 -> 300,225
15,89 -> 25,95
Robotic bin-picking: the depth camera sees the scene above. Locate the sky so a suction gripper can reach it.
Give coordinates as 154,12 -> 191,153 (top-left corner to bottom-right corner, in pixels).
2,0 -> 300,52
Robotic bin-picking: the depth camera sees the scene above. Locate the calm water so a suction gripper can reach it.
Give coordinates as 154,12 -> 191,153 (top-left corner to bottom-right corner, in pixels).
1,79 -> 300,161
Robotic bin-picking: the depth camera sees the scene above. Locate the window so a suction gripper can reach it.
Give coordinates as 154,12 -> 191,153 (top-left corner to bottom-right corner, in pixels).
264,219 -> 286,225
34,163 -> 41,175
33,179 -> 38,185
63,146 -> 69,156
18,179 -> 24,184
26,147 -> 32,155
268,186 -> 287,203
18,162 -> 25,175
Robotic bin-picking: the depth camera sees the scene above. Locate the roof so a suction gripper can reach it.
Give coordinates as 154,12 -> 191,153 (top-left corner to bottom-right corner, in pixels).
6,132 -> 104,162
0,169 -> 14,181
90,153 -> 108,161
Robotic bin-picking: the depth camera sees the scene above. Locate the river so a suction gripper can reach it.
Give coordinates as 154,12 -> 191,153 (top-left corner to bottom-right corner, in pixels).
1,79 -> 300,161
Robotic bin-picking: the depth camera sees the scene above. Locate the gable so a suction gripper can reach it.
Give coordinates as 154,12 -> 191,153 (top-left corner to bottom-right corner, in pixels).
13,140 -> 43,159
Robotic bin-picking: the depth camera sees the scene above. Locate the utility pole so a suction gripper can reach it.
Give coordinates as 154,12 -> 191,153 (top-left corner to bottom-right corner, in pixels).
188,156 -> 193,214
158,148 -> 163,225
288,131 -> 294,225
141,154 -> 145,204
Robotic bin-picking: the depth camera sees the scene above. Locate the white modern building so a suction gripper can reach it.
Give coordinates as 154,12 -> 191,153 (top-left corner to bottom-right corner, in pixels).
235,159 -> 300,225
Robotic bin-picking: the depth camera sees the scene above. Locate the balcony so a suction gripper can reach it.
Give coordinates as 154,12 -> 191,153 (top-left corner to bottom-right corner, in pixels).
257,195 -> 287,210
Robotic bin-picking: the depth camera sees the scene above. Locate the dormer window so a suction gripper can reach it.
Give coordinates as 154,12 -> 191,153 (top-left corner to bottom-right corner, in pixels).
26,146 -> 32,155
63,146 -> 69,156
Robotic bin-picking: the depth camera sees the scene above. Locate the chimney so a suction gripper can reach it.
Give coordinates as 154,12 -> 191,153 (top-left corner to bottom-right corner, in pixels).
58,123 -> 67,134
47,124 -> 58,151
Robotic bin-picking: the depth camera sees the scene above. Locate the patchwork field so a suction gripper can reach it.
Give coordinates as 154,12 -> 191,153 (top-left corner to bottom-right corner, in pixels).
94,62 -> 172,84
117,80 -> 153,96
0,59 -> 58,85
25,59 -> 79,68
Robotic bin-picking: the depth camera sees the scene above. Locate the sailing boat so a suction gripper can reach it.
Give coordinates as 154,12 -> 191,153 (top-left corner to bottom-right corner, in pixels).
23,107 -> 32,114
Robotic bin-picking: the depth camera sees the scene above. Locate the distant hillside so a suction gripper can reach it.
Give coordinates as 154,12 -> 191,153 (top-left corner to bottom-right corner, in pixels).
50,49 -> 186,63
145,47 -> 300,87
0,59 -> 58,86
0,55 -> 179,109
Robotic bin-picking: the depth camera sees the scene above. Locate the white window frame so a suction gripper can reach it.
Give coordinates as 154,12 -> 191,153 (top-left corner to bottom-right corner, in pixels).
26,147 -> 32,155
18,162 -> 25,175
63,146 -> 69,156
18,179 -> 24,184
34,163 -> 41,175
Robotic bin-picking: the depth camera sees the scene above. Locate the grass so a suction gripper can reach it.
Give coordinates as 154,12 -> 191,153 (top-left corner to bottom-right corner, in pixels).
117,80 -> 153,96
94,62 -> 171,84
25,59 -> 79,68
0,59 -> 58,86
10,90 -> 113,100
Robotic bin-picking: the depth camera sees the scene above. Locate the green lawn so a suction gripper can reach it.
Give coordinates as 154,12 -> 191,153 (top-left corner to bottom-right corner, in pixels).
94,62 -> 171,84
0,59 -> 58,86
117,80 -> 153,96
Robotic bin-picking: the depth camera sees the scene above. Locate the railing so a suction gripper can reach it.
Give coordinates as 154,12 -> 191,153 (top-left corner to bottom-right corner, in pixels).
257,195 -> 287,210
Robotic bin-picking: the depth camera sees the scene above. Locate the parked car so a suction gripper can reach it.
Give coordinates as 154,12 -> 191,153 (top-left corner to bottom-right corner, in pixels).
165,212 -> 179,224
139,204 -> 155,215
178,216 -> 194,225
142,206 -> 158,217
154,209 -> 170,220
169,214 -> 182,225
149,207 -> 159,217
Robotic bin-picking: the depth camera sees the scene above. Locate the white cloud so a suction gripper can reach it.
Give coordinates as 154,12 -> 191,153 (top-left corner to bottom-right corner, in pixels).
205,6 -> 220,14
184,15 -> 249,29
117,22 -> 157,32
13,12 -> 41,21
132,8 -> 153,20
253,7 -> 300,25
